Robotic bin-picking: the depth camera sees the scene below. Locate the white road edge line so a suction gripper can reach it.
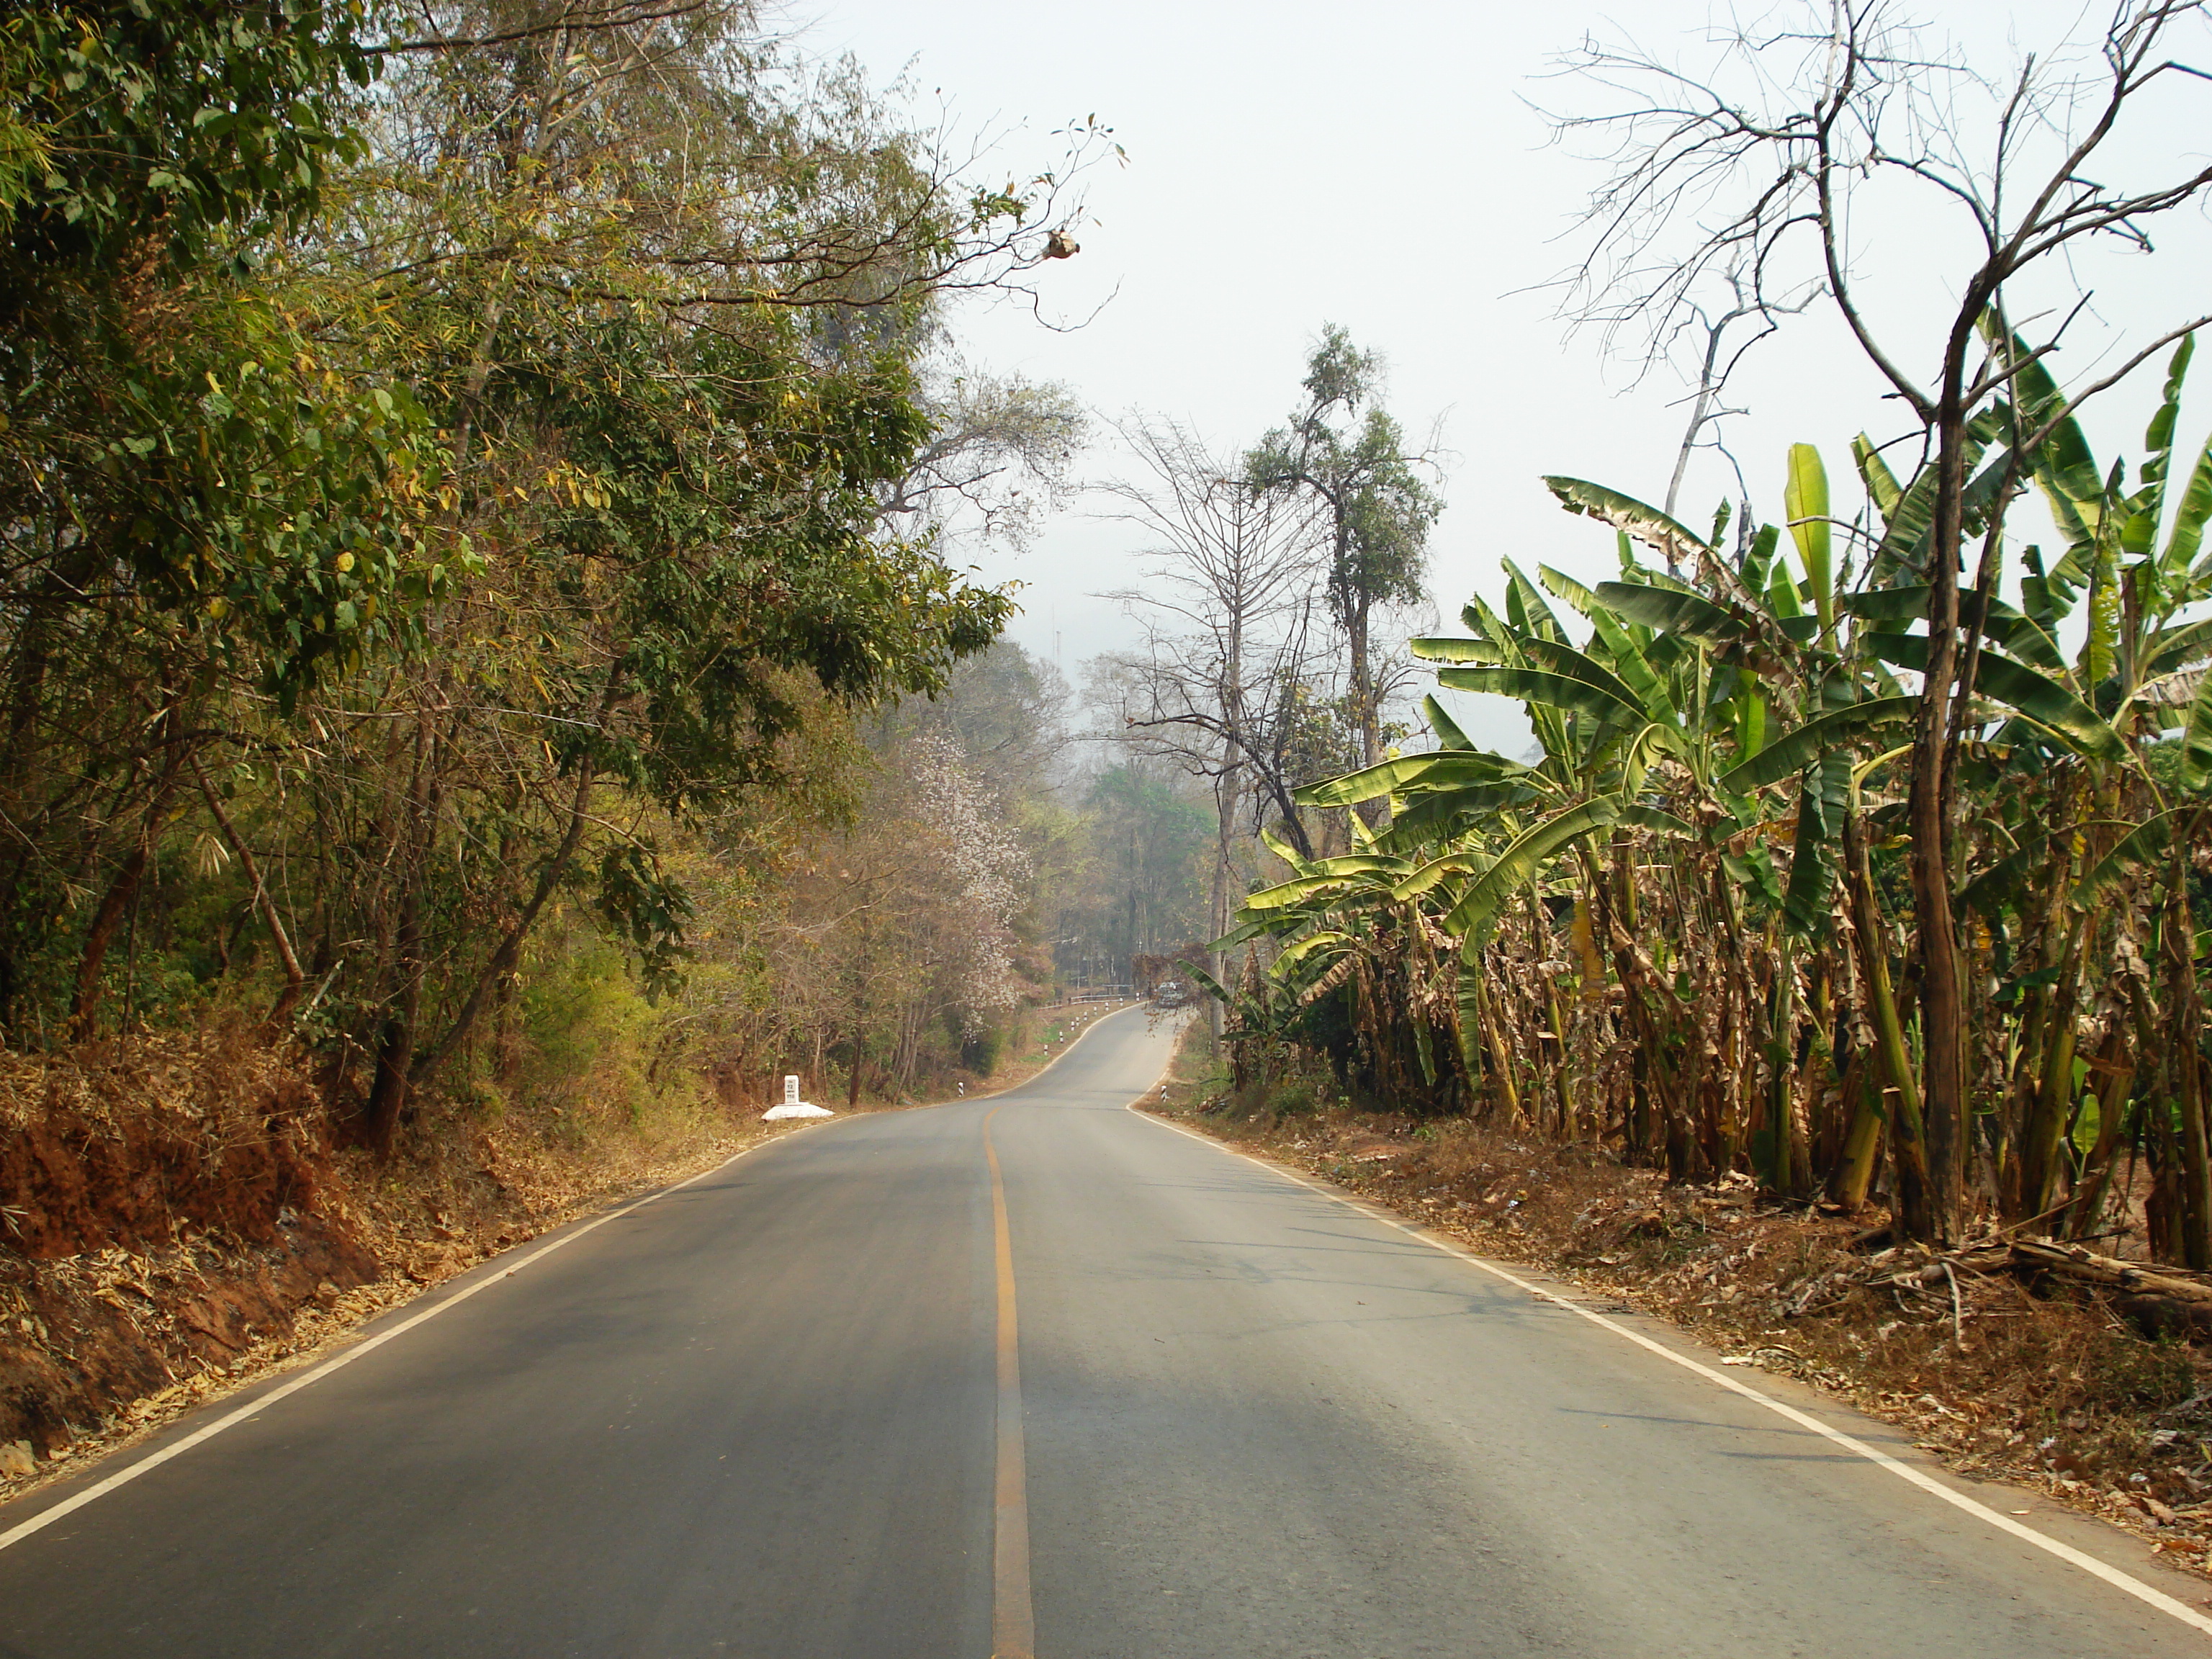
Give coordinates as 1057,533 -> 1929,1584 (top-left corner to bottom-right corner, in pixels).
1128,1103 -> 2212,1641
0,1124 -> 823,1554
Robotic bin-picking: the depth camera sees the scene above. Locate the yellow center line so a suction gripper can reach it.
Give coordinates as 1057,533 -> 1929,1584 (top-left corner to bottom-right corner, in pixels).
983,1106 -> 1035,1659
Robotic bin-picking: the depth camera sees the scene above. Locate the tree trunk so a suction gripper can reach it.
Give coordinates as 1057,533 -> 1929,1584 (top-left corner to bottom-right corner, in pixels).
364,715 -> 440,1159
1208,739 -> 1234,1046
1346,594 -> 1388,832
2064,1023 -> 2135,1241
1350,597 -> 1378,770
1907,401 -> 1970,1243
1827,1053 -> 1885,1212
2017,907 -> 2092,1226
189,755 -> 307,1030
68,728 -> 189,1036
410,763 -> 597,1090
1475,971 -> 1520,1125
1763,938 -> 1801,1196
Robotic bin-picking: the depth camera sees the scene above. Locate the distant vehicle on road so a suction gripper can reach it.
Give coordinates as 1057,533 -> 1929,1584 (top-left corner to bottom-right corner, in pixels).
1154,980 -> 1187,1007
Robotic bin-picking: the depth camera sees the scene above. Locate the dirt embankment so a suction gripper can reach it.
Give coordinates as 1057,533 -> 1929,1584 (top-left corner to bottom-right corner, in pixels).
0,1025 -> 780,1496
1152,1041 -> 2212,1576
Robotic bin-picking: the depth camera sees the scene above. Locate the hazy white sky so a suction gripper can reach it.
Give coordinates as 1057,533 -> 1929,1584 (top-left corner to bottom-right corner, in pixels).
804,1 -> 2212,747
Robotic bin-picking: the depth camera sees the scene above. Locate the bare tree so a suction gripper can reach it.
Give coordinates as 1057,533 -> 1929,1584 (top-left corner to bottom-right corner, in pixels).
1547,0 -> 2212,1240
1658,256 -> 1820,523
1092,416 -> 1329,1028
878,361 -> 1087,554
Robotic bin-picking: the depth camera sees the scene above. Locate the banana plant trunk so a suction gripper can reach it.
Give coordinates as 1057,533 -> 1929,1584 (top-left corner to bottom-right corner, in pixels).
2165,826 -> 2212,1269
1846,810 -> 1932,1236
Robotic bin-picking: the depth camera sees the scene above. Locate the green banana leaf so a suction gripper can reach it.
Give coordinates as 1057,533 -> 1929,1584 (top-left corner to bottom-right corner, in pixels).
1503,558 -> 1568,644
1424,695 -> 1475,749
1784,444 -> 1834,634
1593,580 -> 1761,647
1987,317 -> 2103,505
2167,426 -> 2212,574
1377,786 -> 1540,848
2147,617 -> 2212,677
1543,477 -> 1713,565
1444,796 -> 1625,949
1613,804 -> 1702,839
2075,812 -> 2174,902
1843,585 -> 2064,671
1269,930 -> 1352,974
1869,636 -> 2128,763
1538,562 -> 1603,619
2183,663 -> 2212,793
1259,826 -> 1305,868
1392,850 -> 1493,902
1868,455 -> 1945,586
1434,665 -> 1645,727
2021,542 -> 2078,631
1514,636 -> 1657,722
1852,435 -> 1904,522
1583,603 -> 1676,725
1409,636 -> 1505,663
1716,696 -> 1918,792
1238,859 -> 1401,914
1296,751 -> 1529,809
2122,333 -> 2192,562
1783,747 -> 1848,938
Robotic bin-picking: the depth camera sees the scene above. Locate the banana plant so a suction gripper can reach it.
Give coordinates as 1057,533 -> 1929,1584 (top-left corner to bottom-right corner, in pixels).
1197,352 -> 2212,1259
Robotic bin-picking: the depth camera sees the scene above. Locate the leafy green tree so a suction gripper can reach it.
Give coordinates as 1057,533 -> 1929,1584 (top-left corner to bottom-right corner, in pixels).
1246,325 -> 1441,780
0,0 -> 1105,1177
280,5 -> 1037,1151
0,3 -> 436,1033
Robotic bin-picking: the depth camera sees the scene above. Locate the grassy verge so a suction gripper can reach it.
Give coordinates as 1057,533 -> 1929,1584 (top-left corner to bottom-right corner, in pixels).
1146,1022 -> 2212,1573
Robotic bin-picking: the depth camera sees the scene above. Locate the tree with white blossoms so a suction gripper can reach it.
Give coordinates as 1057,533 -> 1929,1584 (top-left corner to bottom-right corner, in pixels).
912,732 -> 1032,1033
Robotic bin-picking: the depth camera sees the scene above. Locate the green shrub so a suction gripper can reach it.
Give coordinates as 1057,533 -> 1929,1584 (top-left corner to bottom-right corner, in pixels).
962,1025 -> 1006,1075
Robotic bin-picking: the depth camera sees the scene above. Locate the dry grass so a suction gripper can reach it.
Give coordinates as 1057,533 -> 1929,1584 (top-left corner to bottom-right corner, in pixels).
1154,1028 -> 2212,1571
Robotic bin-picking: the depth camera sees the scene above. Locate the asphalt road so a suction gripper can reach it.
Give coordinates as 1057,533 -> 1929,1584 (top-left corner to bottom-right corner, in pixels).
3,1004 -> 2208,1656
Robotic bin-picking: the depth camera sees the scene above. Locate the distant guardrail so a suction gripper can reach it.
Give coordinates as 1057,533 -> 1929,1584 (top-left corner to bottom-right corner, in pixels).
1056,986 -> 1133,1004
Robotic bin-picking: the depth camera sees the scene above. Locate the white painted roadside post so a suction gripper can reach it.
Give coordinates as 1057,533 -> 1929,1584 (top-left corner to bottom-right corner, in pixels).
763,1074 -> 835,1121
